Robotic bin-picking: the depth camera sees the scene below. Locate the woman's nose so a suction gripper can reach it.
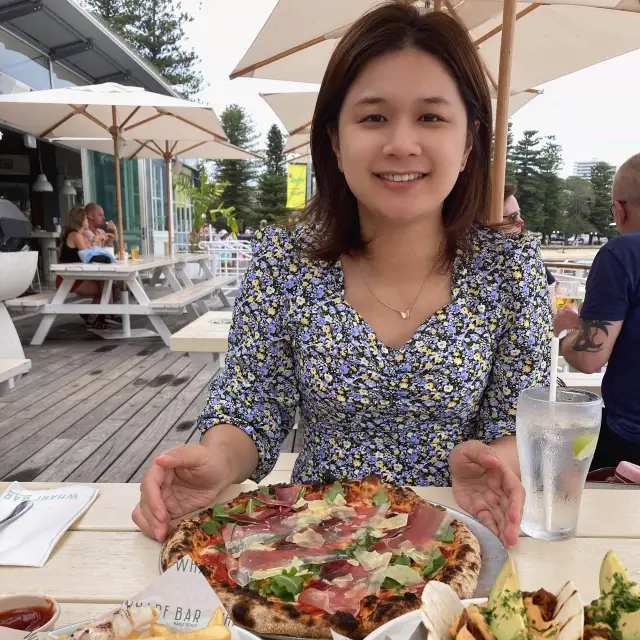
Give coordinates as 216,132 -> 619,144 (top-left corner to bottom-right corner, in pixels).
382,122 -> 421,157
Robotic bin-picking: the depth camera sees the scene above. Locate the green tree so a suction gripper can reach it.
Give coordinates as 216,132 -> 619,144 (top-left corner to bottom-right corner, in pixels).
537,136 -> 564,244
512,130 -> 544,230
214,105 -> 259,229
84,0 -> 128,33
86,0 -> 203,97
589,162 -> 617,243
561,177 -> 594,243
256,125 -> 288,225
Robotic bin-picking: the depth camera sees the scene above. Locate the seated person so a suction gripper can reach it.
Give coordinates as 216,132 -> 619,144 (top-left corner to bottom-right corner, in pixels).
57,206 -> 109,330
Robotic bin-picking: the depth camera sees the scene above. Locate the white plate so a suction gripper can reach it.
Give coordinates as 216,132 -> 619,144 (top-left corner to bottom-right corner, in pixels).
363,598 -> 487,640
50,619 -> 262,640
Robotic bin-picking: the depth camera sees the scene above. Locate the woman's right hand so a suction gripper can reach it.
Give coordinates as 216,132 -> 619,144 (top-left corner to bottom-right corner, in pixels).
132,444 -> 234,542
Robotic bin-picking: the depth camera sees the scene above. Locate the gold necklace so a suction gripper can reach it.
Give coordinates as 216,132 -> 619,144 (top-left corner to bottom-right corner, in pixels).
358,260 -> 434,320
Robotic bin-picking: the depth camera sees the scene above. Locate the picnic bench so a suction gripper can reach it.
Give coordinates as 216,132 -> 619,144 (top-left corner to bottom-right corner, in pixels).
6,256 -> 235,347
0,357 -> 31,395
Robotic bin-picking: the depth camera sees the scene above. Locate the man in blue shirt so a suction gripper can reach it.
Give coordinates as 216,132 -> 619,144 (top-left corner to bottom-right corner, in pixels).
556,153 -> 640,469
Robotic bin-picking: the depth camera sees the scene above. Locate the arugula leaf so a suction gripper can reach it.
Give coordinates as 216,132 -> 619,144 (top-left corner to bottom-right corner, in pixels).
338,529 -> 380,559
246,498 -> 267,515
421,547 -> 448,579
257,486 -> 272,499
301,563 -> 322,575
296,487 -> 306,502
254,568 -> 305,603
372,488 -> 391,506
201,520 -> 222,535
324,481 -> 345,503
382,577 -> 402,591
432,504 -> 447,512
211,544 -> 227,552
392,554 -> 412,566
441,524 -> 455,544
200,503 -> 246,535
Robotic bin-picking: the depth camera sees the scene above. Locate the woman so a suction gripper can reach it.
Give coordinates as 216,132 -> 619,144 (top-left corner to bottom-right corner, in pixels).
133,2 -> 552,547
57,206 -> 108,329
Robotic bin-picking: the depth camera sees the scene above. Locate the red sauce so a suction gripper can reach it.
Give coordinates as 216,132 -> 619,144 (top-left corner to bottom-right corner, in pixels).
0,605 -> 54,632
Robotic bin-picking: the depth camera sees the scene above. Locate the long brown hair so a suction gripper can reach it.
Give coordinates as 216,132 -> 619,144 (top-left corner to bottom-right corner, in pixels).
59,206 -> 87,258
299,2 -> 493,267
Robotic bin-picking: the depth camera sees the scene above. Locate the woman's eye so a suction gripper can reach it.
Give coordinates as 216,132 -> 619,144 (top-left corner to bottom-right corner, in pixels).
419,114 -> 444,123
360,114 -> 386,123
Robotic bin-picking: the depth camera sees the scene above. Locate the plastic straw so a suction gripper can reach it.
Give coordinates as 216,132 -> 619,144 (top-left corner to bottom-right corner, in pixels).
549,337 -> 559,402
544,337 -> 561,531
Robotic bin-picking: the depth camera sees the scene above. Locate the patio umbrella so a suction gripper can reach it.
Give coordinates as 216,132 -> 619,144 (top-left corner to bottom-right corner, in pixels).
262,89 -> 541,154
58,136 -> 261,255
231,0 -> 640,222
0,83 -> 248,257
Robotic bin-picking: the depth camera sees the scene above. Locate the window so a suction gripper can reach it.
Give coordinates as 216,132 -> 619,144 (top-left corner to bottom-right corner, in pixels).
51,61 -> 89,88
151,160 -> 166,232
0,28 -> 51,91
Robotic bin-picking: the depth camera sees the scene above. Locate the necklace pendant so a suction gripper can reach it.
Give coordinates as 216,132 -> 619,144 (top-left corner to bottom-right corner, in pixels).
400,310 -> 410,320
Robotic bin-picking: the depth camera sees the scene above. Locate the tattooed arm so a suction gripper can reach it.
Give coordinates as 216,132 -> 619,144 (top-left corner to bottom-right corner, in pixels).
560,317 -> 623,374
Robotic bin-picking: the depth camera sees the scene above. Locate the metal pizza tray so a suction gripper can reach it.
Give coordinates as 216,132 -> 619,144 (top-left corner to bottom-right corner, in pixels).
158,501 -> 507,640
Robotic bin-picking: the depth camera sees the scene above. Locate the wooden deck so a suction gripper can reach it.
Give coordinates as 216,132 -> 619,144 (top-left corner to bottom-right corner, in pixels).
0,309 -> 303,483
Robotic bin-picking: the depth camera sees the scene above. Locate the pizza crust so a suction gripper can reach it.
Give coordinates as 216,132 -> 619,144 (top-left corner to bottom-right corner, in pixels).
161,477 -> 483,640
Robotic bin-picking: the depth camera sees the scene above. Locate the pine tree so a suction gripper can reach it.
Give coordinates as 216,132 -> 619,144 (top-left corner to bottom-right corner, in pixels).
84,0 -> 128,33
85,0 -> 203,97
589,162 -> 617,243
537,136 -> 564,244
561,177 -> 594,242
214,105 -> 259,229
512,130 -> 545,230
255,125 -> 288,225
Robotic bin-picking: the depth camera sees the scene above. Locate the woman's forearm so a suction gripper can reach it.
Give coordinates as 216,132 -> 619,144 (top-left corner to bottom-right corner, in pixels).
201,424 -> 260,484
488,435 -> 520,478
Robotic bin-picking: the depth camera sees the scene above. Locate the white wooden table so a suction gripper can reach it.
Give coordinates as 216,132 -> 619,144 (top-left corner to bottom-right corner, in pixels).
30,258 -> 231,346
169,310 -> 232,365
2,465 -> 640,628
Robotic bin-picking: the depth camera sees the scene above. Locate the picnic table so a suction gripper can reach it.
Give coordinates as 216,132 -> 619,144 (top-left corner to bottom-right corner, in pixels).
1,453 -> 639,628
7,255 -> 235,347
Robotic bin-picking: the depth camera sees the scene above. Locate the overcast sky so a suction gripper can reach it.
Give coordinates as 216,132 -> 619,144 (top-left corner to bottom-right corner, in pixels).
182,0 -> 640,178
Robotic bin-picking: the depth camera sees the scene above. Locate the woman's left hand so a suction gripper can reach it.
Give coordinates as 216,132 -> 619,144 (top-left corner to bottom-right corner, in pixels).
449,440 -> 524,548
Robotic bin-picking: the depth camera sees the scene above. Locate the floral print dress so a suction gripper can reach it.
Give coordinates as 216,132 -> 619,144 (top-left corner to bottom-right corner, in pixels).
198,225 -> 552,486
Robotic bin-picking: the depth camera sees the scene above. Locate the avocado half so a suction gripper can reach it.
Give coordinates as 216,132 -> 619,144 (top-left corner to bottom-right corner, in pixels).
488,558 -> 529,640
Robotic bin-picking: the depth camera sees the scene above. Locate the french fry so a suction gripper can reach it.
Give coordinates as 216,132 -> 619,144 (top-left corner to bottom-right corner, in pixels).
207,608 -> 225,628
151,623 -> 172,637
128,632 -> 141,640
138,629 -> 154,638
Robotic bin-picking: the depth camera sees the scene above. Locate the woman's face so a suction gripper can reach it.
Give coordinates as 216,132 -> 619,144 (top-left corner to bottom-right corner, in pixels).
333,47 -> 472,227
81,216 -> 89,230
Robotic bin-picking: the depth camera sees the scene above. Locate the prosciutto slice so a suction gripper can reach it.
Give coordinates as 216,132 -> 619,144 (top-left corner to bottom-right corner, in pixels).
298,562 -> 381,616
372,503 -> 448,553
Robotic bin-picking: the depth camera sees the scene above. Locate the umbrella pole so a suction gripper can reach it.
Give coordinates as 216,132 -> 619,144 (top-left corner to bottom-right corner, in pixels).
490,0 -> 517,224
164,148 -> 173,257
111,106 -> 126,260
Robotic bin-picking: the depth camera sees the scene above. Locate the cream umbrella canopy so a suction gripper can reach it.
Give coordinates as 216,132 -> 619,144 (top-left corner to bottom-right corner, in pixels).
232,0 -> 640,222
262,89 -> 541,154
0,83 -> 236,257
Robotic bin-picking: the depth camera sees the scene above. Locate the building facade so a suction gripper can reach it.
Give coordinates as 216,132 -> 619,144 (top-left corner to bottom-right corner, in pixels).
0,0 -> 196,257
573,159 -> 603,179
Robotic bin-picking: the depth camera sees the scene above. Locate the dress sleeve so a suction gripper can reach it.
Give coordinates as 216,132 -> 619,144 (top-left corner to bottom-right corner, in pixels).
197,228 -> 299,481
477,235 -> 553,443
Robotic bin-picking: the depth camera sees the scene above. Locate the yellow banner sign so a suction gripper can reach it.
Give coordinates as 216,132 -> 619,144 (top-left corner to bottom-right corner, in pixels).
286,164 -> 307,209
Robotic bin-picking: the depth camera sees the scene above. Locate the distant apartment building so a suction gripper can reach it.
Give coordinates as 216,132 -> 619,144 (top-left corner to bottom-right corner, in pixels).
573,159 -> 605,179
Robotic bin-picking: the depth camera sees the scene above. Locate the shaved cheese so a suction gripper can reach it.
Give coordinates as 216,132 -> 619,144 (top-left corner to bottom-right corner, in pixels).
347,559 -> 360,566
291,529 -> 325,548
330,574 -> 355,587
370,512 -> 409,532
385,564 -> 424,587
285,499 -> 357,529
332,493 -> 347,507
251,557 -> 307,580
354,550 -> 392,573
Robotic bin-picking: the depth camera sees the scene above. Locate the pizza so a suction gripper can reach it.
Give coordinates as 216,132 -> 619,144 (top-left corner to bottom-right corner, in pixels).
161,475 -> 481,640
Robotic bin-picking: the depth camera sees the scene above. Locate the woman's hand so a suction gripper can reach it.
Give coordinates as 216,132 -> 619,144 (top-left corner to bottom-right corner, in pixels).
132,444 -> 235,542
449,440 -> 524,548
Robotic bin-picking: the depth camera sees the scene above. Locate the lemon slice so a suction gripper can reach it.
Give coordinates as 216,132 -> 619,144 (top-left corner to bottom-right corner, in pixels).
573,434 -> 598,460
